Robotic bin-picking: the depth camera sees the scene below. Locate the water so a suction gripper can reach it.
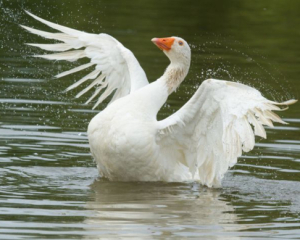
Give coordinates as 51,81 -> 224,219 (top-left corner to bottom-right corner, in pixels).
1,0 -> 300,239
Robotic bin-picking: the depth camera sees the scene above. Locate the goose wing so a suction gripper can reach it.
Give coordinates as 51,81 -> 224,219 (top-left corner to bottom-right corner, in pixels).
157,79 -> 297,187
22,11 -> 148,109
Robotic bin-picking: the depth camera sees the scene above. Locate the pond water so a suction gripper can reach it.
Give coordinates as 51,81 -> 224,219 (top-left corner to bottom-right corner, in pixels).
0,0 -> 300,239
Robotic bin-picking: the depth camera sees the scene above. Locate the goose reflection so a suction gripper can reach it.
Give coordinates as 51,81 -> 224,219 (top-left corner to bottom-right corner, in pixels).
84,180 -> 242,239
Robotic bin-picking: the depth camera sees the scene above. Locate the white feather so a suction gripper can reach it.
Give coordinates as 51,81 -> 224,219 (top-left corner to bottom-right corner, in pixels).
157,79 -> 296,187
65,69 -> 101,91
23,11 -> 148,108
26,43 -> 73,52
20,25 -> 76,42
34,50 -> 86,62
76,74 -> 105,98
55,62 -> 95,79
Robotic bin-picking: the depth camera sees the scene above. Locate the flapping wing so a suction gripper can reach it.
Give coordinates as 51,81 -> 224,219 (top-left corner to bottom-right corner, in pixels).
157,79 -> 297,187
21,11 -> 148,109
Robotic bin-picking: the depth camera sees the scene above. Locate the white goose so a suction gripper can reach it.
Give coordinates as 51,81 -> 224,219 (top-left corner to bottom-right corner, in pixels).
22,11 -> 296,187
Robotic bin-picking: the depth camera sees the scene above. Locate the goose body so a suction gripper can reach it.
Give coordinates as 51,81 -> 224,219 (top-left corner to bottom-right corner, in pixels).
88,84 -> 165,182
22,11 -> 297,187
88,78 -> 192,182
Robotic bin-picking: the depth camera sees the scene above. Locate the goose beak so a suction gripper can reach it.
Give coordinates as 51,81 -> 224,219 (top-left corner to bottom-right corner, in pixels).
151,37 -> 175,51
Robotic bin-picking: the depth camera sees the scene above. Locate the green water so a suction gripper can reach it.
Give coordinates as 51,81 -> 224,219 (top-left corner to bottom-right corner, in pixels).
0,0 -> 300,239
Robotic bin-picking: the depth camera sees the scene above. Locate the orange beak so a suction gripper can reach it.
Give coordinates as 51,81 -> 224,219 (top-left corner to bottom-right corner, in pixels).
151,37 -> 175,51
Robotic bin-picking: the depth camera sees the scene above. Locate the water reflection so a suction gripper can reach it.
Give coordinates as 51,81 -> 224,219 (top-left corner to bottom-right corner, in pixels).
84,180 -> 241,239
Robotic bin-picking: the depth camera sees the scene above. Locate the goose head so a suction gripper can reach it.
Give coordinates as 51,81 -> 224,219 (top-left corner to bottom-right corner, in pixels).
151,37 -> 191,66
151,37 -> 191,93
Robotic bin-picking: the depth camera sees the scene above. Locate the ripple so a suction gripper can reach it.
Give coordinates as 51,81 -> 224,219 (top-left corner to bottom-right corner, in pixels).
0,98 -> 71,105
2,78 -> 44,82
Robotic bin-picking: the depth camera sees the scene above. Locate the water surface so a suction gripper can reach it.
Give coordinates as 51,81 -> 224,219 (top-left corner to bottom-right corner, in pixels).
0,0 -> 300,239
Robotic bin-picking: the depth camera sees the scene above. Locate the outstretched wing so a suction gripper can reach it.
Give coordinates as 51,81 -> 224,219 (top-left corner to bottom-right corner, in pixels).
21,11 -> 148,109
157,79 -> 297,187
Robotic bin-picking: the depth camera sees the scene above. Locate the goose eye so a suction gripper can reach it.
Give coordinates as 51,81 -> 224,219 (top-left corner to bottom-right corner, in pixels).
178,41 -> 184,46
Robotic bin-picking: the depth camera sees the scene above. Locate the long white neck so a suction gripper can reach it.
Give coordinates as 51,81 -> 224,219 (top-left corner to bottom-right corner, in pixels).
132,54 -> 190,119
161,59 -> 190,94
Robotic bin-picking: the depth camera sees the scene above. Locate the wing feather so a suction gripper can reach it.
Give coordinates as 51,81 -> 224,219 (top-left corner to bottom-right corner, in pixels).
55,62 -> 95,78
157,79 -> 297,187
65,69 -> 101,91
26,43 -> 73,52
34,50 -> 86,61
22,11 -> 148,108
